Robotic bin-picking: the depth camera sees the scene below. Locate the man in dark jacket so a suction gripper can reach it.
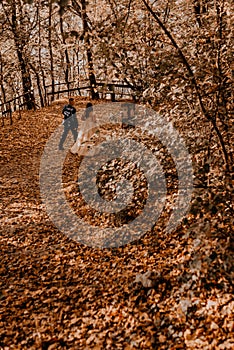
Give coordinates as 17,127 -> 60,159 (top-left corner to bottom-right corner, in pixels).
59,97 -> 78,150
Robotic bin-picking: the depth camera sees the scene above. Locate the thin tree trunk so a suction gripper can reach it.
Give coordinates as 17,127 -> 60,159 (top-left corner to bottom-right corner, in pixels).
0,52 -> 7,105
38,1 -> 46,107
48,1 -> 55,102
59,14 -> 71,92
29,63 -> 44,108
11,1 -> 34,110
81,0 -> 99,99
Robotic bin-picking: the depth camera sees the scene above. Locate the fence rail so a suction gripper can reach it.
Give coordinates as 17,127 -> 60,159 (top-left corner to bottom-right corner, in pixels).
44,79 -> 135,105
0,93 -> 35,126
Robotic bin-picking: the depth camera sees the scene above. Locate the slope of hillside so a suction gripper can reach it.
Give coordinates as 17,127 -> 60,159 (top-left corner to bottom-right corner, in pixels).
0,98 -> 233,349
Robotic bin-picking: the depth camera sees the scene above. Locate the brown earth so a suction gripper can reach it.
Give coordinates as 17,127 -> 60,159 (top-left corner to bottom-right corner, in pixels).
0,97 -> 233,349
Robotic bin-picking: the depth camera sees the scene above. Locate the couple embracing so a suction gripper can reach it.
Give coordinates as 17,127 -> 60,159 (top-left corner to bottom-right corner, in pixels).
59,98 -> 96,155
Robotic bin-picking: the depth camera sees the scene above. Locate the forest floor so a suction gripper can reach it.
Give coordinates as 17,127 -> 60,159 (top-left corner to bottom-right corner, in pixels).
0,97 -> 233,349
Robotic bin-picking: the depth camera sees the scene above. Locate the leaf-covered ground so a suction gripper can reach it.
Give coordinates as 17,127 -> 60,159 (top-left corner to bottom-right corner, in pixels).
0,98 -> 233,349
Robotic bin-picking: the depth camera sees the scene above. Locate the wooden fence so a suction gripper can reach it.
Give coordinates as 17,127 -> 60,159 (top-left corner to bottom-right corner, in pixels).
0,93 -> 35,126
1,80 -> 135,125
44,79 -> 135,105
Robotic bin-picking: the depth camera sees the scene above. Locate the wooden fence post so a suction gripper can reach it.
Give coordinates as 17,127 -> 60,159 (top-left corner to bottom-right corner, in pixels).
108,84 -> 116,102
9,103 -> 13,125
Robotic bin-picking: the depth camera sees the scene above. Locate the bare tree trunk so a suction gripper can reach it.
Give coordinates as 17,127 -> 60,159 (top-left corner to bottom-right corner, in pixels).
48,0 -> 55,101
38,1 -> 46,107
29,63 -> 44,108
59,14 -> 71,92
80,0 -> 99,99
11,1 -> 34,110
0,52 -> 7,105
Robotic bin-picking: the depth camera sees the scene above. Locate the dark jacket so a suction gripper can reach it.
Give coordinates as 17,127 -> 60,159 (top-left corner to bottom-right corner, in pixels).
62,104 -> 78,129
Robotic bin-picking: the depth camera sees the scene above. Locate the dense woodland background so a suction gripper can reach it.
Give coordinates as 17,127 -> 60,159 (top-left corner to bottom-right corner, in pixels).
0,0 -> 233,170
0,0 -> 233,349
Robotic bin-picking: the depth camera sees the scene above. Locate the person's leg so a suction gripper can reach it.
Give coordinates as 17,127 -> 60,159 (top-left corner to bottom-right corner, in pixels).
59,123 -> 69,150
71,128 -> 78,142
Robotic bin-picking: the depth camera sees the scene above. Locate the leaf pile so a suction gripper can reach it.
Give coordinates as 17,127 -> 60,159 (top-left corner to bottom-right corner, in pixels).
0,98 -> 233,349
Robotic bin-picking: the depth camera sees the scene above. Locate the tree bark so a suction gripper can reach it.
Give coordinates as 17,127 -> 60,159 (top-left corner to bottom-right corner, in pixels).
59,14 -> 71,92
0,52 -> 7,105
80,0 -> 99,99
48,0 -> 55,102
11,0 -> 34,110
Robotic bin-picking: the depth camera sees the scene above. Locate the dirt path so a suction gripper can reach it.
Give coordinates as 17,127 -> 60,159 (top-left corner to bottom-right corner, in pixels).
0,99 -> 233,349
